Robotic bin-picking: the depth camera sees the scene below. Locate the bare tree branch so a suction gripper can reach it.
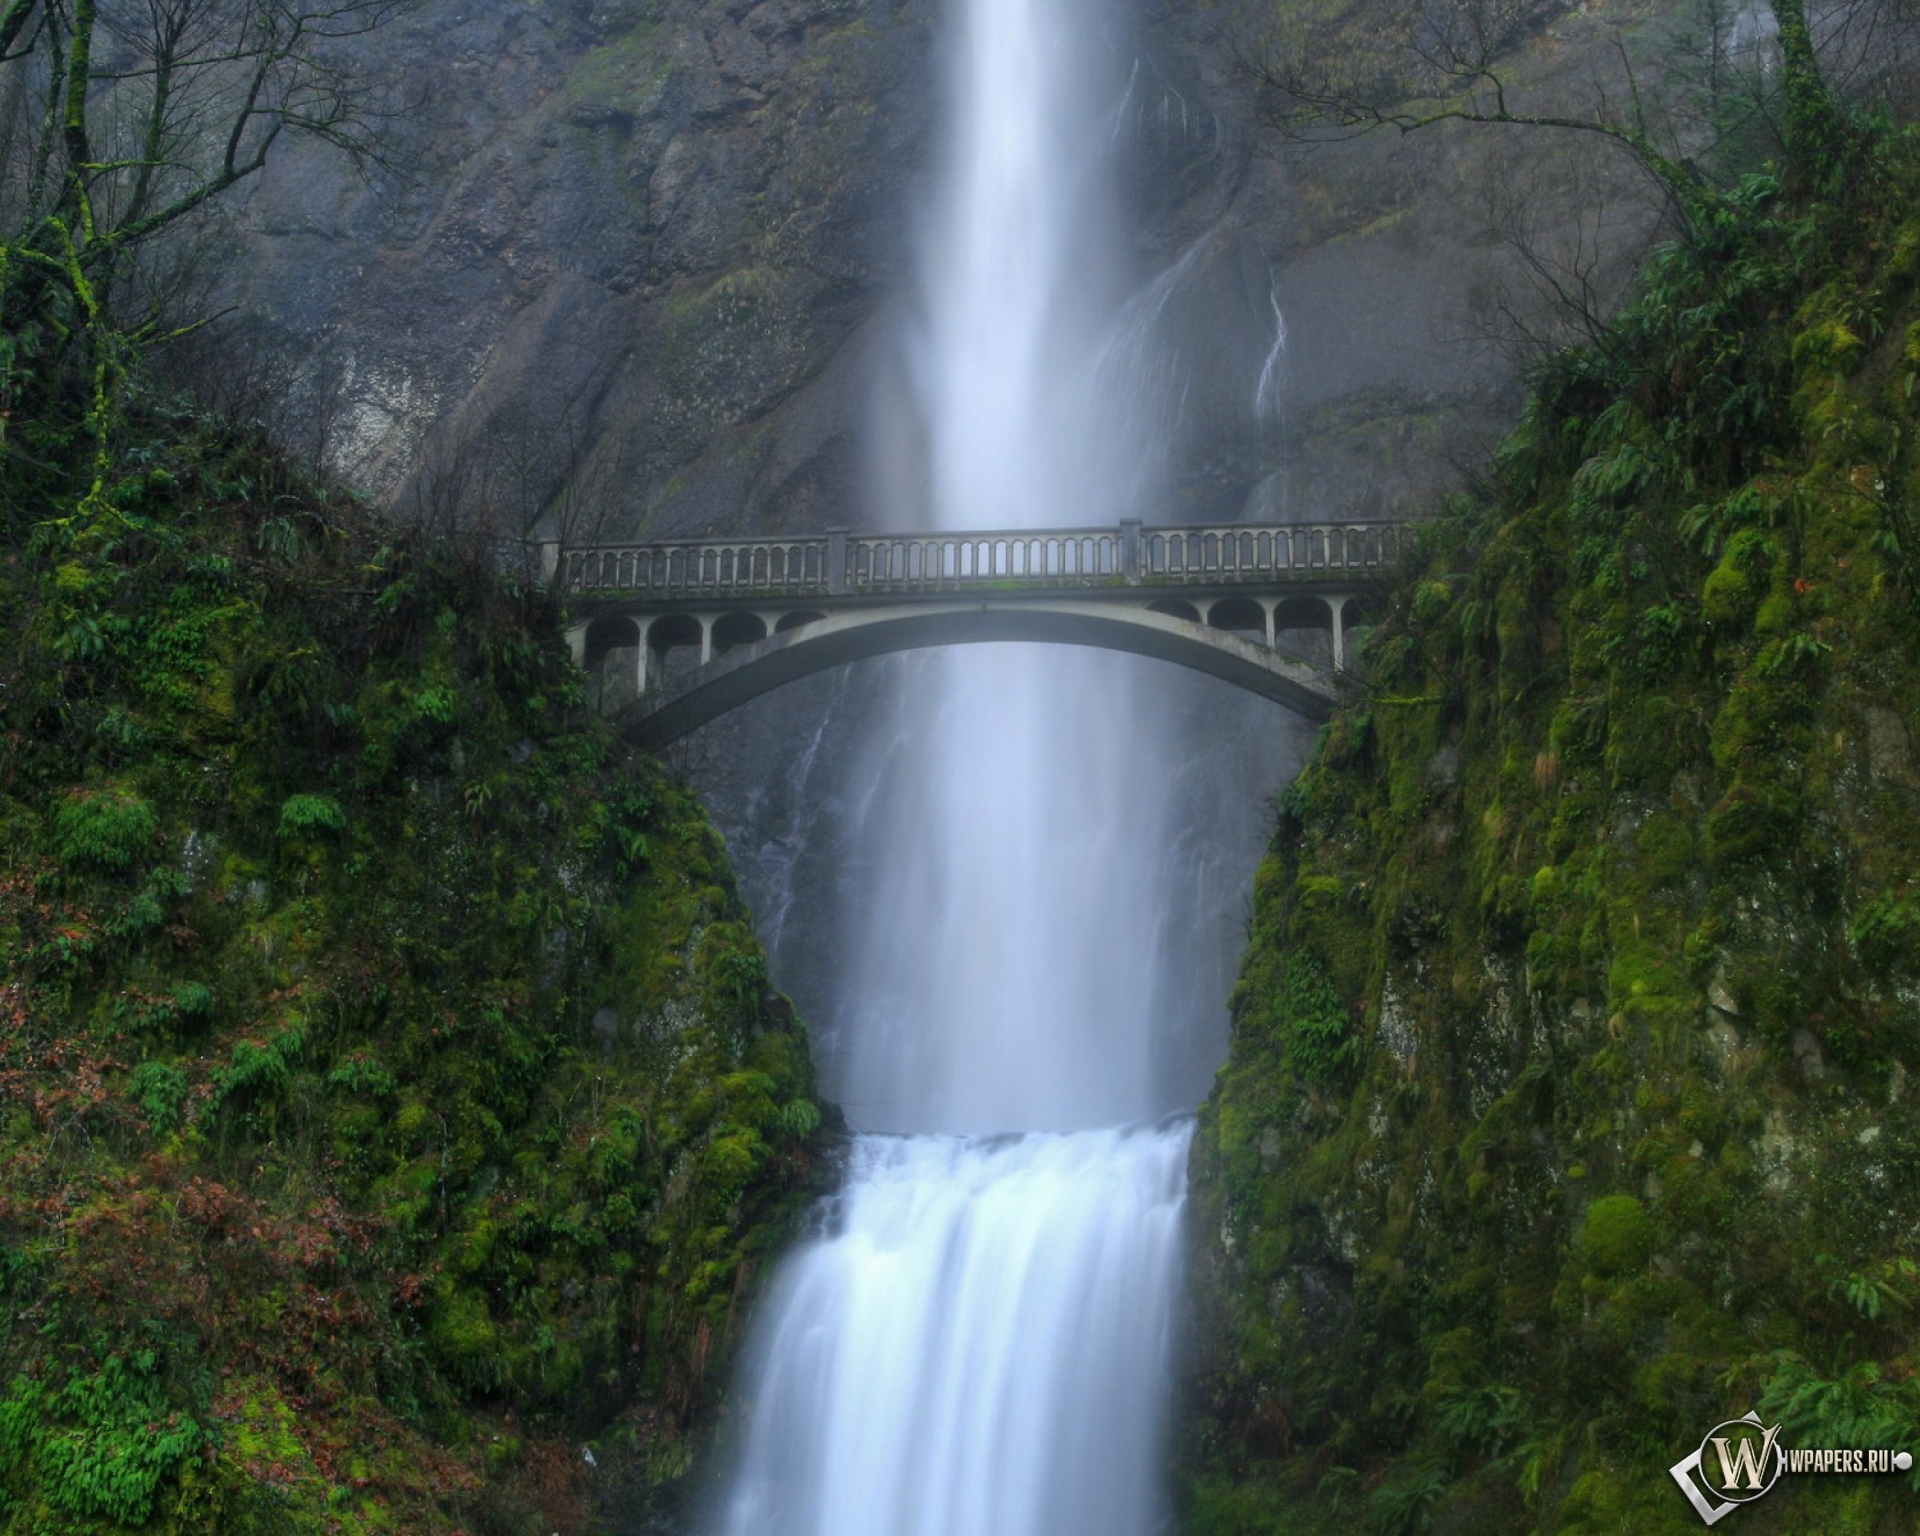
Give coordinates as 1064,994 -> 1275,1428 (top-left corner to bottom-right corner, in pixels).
0,0 -> 414,510
3,0 -> 413,284
1239,0 -> 1856,213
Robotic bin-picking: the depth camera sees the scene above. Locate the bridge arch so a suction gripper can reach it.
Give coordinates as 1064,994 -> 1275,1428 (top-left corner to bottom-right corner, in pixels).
603,599 -> 1342,749
1207,595 -> 1267,641
646,612 -> 704,665
583,613 -> 640,669
712,611 -> 768,654
551,516 -> 1409,742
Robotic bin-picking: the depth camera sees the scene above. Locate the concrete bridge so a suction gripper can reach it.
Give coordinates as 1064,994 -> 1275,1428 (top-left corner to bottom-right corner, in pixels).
548,519 -> 1407,748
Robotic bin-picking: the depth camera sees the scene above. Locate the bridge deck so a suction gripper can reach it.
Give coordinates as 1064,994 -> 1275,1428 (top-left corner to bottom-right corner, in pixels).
552,518 -> 1406,606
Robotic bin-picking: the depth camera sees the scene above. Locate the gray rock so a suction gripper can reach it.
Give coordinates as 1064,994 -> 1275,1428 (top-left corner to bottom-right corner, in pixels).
1866,707 -> 1917,786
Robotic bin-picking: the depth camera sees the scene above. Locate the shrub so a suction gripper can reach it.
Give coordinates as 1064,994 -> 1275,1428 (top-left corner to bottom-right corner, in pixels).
276,793 -> 345,840
127,1062 -> 189,1134
51,788 -> 156,871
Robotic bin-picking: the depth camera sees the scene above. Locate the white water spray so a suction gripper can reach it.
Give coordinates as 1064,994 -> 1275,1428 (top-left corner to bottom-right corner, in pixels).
709,0 -> 1200,1527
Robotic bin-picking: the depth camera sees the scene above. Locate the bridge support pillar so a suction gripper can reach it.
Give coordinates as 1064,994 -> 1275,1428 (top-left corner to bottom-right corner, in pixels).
1329,595 -> 1349,669
827,527 -> 848,596
1258,598 -> 1278,649
565,622 -> 589,668
698,615 -> 714,665
632,616 -> 651,697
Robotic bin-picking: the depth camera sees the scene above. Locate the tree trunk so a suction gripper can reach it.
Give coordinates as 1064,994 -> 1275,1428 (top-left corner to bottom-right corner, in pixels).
1769,0 -> 1843,186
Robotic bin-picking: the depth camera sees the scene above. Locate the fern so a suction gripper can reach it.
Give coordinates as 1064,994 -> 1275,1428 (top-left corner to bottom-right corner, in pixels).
277,792 -> 346,839
1850,894 -> 1920,975
1278,950 -> 1358,1087
1364,1458 -> 1450,1536
0,1358 -> 205,1524
1758,1351 -> 1920,1486
51,788 -> 156,871
127,1062 -> 188,1134
1435,1384 -> 1526,1456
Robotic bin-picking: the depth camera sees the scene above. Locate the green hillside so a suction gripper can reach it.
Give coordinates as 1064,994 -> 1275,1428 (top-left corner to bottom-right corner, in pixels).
0,422 -> 827,1533
1184,94 -> 1920,1536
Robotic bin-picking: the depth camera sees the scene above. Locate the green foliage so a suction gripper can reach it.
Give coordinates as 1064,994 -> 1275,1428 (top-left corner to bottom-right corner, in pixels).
0,420 -> 831,1531
128,1061 -> 189,1133
1820,1255 -> 1919,1321
1,1357 -> 205,1525
1363,1459 -> 1449,1536
51,787 -> 157,871
1278,950 -> 1358,1087
214,1023 -> 306,1105
276,793 -> 345,839
326,1052 -> 396,1097
1434,1385 -> 1526,1457
412,684 -> 457,725
1185,100 -> 1920,1536
1758,1354 -> 1920,1484
1849,894 -> 1920,975
776,1098 -> 823,1138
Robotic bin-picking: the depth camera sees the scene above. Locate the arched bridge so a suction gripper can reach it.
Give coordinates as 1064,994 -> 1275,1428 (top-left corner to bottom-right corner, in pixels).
546,519 -> 1407,748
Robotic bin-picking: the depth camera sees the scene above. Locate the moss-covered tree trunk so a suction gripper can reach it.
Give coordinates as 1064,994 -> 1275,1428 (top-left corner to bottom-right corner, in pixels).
1768,0 -> 1846,189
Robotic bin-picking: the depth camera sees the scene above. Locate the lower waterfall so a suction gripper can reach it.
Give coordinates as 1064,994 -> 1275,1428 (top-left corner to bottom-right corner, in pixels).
711,1123 -> 1193,1536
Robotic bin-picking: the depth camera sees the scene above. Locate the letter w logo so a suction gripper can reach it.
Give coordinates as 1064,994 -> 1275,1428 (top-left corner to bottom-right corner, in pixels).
1711,1425 -> 1782,1491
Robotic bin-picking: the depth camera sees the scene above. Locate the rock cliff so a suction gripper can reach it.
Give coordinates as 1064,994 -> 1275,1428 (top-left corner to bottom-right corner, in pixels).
214,0 -> 1656,534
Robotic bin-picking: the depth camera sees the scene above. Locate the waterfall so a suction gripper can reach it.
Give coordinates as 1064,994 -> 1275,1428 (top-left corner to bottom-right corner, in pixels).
836,0 -> 1181,1138
708,0 -> 1202,1528
712,1126 -> 1192,1536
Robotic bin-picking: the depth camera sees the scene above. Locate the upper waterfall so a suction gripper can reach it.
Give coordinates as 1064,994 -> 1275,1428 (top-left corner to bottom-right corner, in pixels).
914,0 -> 1136,536
830,0 -> 1184,1135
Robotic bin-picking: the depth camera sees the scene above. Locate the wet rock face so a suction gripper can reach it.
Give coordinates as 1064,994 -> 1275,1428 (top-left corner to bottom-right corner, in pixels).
1125,0 -> 1667,523
223,0 -> 935,535
217,0 -> 1646,541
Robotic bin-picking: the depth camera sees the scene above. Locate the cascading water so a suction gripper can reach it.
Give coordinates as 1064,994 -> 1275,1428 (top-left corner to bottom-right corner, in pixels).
712,1125 -> 1192,1536
836,0 -> 1180,1138
708,0 -> 1208,1529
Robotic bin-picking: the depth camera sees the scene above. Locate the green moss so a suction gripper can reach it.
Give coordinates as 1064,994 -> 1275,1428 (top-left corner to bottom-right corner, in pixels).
1577,1195 -> 1653,1277
0,424 -> 833,1532
1184,120 -> 1920,1536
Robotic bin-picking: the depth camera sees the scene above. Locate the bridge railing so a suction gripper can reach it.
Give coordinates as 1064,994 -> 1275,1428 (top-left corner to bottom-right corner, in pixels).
561,537 -> 835,596
556,519 -> 1406,599
1139,523 -> 1403,581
